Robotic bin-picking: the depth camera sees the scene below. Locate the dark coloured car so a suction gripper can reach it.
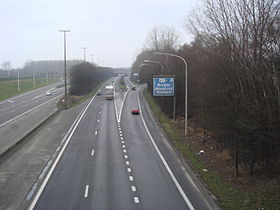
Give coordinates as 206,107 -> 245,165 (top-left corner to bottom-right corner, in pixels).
132,87 -> 136,90
97,90 -> 102,95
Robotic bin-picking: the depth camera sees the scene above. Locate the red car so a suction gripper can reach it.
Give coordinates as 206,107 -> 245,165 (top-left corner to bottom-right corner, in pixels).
131,109 -> 140,115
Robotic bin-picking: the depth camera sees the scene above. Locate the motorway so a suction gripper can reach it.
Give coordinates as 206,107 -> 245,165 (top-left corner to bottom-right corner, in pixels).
0,83 -> 64,127
26,77 -> 220,210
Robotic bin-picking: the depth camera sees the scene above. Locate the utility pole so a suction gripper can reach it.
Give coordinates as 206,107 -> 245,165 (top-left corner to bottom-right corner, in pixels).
59,29 -> 71,110
82,47 -> 87,62
17,69 -> 20,92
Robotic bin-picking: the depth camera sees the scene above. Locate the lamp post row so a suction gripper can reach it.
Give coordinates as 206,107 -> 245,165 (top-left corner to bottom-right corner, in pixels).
140,53 -> 188,137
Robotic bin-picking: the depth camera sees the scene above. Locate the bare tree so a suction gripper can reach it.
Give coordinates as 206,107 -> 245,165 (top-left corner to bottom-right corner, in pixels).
144,26 -> 180,51
2,61 -> 11,77
187,0 -> 280,175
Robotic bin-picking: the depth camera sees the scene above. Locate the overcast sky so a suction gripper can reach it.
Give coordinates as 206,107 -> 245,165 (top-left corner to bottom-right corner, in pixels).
0,0 -> 200,68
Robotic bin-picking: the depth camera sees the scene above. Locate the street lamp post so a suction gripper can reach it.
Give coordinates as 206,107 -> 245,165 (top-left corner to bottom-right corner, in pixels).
59,29 -> 71,110
17,69 -> 20,92
155,52 -> 188,137
82,47 -> 87,62
143,59 -> 164,73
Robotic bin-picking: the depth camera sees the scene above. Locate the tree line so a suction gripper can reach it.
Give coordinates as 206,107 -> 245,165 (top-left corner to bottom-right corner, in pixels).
131,0 -> 280,176
69,62 -> 115,96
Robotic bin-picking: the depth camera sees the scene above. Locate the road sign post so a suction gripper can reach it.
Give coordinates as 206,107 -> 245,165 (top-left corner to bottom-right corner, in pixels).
153,76 -> 176,120
153,76 -> 175,96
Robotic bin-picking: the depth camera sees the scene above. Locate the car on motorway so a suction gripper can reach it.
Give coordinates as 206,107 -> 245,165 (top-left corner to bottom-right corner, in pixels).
46,91 -> 52,96
132,87 -> 136,90
131,108 -> 140,115
97,90 -> 102,96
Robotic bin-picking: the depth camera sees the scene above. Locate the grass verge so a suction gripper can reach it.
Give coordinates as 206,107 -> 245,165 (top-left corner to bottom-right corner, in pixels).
0,78 -> 56,101
143,87 -> 280,210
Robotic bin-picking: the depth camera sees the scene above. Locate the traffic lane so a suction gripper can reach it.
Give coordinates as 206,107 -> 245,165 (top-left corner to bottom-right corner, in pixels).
137,89 -> 220,209
90,99 -> 136,210
33,94 -> 136,210
0,99 -> 87,210
33,94 -> 103,210
0,86 -> 63,114
121,90 -> 189,210
0,88 -> 64,126
0,82 -> 60,107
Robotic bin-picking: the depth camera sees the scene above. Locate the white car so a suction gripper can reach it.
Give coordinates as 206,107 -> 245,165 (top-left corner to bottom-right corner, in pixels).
46,91 -> 52,96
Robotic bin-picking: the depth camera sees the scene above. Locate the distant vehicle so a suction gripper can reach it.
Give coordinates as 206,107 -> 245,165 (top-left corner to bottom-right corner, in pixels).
131,108 -> 140,115
46,91 -> 52,96
97,90 -> 102,96
105,85 -> 114,100
132,87 -> 136,90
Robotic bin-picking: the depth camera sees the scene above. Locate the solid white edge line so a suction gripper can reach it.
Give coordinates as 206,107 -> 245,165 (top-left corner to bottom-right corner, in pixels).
113,78 -> 119,122
136,88 -> 195,210
119,88 -> 129,122
0,94 -> 63,128
28,93 -> 97,210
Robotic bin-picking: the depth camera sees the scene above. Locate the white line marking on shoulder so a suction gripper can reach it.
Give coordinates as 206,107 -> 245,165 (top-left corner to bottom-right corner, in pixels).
136,88 -> 195,210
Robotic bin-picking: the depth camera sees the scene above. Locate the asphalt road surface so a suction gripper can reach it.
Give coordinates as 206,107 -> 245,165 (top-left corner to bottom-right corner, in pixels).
0,82 -> 64,127
28,78 -> 220,210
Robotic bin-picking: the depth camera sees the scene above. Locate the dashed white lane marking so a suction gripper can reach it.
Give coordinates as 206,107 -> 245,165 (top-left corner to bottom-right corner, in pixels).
56,146 -> 61,152
124,155 -> 128,159
119,130 -> 122,134
99,111 -> 101,114
129,176 -> 134,181
134,197 -> 140,203
127,168 -> 132,173
91,149 -> 95,156
97,119 -> 100,123
123,149 -> 127,153
121,141 -> 125,144
131,186 -> 136,192
126,161 -> 130,165
28,92 -> 96,210
95,130 -> 98,135
84,185 -> 89,198
122,145 -> 126,149
120,134 -> 123,137
120,137 -> 124,140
